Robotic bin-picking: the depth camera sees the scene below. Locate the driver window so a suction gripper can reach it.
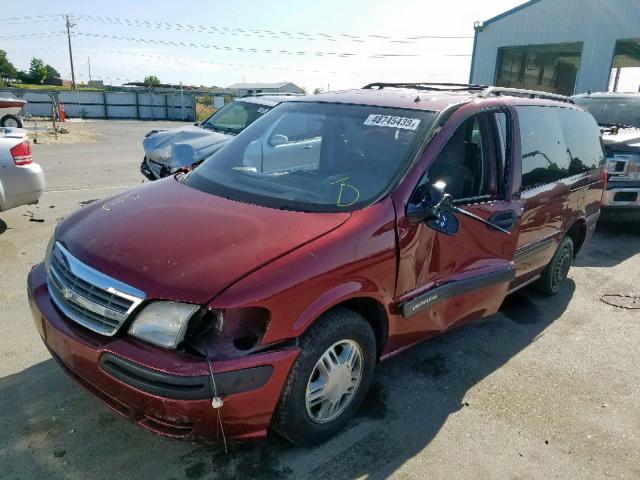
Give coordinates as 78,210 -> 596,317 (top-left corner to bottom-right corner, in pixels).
428,113 -> 502,202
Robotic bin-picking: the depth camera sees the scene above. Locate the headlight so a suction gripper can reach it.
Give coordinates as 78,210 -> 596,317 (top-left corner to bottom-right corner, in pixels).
128,301 -> 200,349
44,234 -> 56,272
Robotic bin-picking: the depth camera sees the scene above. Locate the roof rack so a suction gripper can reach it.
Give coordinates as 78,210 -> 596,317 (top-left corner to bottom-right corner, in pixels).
482,86 -> 575,104
362,82 -> 488,92
362,83 -> 575,104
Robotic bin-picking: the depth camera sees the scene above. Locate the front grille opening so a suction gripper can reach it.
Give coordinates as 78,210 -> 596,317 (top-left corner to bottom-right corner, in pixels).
47,243 -> 145,336
614,191 -> 638,202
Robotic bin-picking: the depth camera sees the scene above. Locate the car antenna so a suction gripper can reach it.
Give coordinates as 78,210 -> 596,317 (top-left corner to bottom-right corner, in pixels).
204,343 -> 228,453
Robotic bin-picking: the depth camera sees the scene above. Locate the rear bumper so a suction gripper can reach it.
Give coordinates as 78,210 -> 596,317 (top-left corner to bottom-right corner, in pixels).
27,263 -> 299,441
1,162 -> 45,211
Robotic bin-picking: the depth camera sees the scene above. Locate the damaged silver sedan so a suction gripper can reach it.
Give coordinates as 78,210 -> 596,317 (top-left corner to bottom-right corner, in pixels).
140,94 -> 302,180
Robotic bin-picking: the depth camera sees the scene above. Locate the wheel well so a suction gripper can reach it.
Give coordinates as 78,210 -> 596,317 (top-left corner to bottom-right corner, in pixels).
331,297 -> 388,358
565,220 -> 587,256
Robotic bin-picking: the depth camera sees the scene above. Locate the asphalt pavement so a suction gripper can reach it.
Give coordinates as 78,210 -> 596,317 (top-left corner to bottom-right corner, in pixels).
0,120 -> 638,480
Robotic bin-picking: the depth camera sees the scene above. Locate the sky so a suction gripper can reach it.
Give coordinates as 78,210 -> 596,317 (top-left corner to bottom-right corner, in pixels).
1,0 -> 525,90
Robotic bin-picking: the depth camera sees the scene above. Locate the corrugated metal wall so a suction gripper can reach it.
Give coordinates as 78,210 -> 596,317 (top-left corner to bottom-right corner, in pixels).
470,0 -> 640,93
0,88 -> 196,121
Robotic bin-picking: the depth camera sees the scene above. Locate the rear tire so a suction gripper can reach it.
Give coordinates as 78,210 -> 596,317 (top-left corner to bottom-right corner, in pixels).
1,115 -> 22,128
272,307 -> 376,446
538,236 -> 573,295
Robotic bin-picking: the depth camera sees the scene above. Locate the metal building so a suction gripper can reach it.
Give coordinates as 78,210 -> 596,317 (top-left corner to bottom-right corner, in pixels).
469,0 -> 640,94
227,82 -> 304,97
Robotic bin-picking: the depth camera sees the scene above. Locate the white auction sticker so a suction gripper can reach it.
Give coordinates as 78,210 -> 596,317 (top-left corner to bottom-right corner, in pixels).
364,114 -> 421,130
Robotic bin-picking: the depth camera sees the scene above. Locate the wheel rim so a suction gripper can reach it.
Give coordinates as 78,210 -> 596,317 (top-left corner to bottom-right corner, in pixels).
305,339 -> 363,424
551,245 -> 571,290
3,117 -> 19,128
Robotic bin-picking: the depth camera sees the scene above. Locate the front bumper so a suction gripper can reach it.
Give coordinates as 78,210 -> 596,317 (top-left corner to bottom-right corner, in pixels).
140,156 -> 173,181
601,180 -> 640,220
27,263 -> 299,441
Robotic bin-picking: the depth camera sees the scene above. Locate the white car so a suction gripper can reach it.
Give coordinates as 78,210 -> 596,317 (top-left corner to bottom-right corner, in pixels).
0,127 -> 45,212
0,97 -> 26,128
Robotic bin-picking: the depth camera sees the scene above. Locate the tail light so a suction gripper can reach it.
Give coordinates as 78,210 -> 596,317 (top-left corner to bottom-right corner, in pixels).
10,140 -> 32,166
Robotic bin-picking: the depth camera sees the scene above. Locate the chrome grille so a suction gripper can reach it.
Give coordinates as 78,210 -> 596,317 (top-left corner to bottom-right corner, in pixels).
147,158 -> 164,179
47,242 -> 145,336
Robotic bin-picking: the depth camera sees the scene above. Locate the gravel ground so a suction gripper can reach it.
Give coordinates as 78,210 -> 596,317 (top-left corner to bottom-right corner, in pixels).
0,120 -> 638,480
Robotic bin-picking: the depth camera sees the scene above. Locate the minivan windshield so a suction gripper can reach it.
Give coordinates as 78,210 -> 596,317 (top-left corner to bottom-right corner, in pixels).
574,97 -> 640,128
200,100 -> 272,134
185,102 -> 435,212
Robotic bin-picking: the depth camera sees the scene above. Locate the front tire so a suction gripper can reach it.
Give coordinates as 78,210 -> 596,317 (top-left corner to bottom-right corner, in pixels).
1,115 -> 22,128
272,307 -> 376,446
538,236 -> 573,295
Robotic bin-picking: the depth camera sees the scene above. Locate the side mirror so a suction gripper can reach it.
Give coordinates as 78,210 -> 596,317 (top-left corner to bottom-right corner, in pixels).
406,181 -> 452,223
269,134 -> 289,147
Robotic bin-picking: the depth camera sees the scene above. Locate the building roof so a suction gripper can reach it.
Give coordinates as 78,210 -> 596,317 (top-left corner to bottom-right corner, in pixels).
227,82 -> 294,89
482,0 -> 543,26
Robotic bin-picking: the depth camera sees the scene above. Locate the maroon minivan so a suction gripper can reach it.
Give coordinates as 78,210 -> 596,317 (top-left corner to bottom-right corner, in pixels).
28,83 -> 605,445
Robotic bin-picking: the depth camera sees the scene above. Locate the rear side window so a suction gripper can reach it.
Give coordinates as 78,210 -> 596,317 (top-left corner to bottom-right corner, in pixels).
516,106 -> 569,190
556,108 -> 604,173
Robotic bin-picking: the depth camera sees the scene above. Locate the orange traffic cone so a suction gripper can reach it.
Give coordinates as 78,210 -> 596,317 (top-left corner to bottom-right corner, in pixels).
59,103 -> 66,122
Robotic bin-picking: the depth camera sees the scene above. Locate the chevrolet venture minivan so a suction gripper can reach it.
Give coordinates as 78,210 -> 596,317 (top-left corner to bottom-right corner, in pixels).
28,83 -> 605,445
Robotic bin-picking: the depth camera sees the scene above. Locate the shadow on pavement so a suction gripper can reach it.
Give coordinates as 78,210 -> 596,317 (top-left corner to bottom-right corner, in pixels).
575,221 -> 640,268
0,282 -> 575,480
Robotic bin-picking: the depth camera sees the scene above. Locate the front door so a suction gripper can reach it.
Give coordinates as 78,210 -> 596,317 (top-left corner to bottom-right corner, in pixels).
395,110 -> 522,342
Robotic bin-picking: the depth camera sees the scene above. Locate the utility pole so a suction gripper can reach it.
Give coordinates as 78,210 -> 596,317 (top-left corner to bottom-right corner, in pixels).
65,14 -> 76,89
87,57 -> 92,83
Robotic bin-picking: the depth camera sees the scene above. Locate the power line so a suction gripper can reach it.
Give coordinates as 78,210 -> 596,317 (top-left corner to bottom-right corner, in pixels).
0,31 -> 66,41
75,14 -> 473,43
75,32 -> 427,59
76,47 -> 361,75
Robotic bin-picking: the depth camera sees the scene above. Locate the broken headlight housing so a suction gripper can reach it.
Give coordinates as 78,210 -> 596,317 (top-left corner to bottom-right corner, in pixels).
128,301 -> 200,349
44,233 -> 56,273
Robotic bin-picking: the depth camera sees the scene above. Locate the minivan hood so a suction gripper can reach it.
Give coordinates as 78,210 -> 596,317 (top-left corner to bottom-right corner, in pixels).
56,179 -> 350,304
143,125 -> 232,167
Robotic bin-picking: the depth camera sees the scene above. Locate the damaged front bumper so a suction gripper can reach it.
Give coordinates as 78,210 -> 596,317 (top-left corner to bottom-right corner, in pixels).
140,156 -> 173,181
27,263 -> 300,441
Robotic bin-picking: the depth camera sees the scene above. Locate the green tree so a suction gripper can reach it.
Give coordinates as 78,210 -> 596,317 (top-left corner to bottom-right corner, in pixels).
143,75 -> 161,86
28,57 -> 48,84
0,50 -> 17,78
313,87 -> 324,94
45,64 -> 60,78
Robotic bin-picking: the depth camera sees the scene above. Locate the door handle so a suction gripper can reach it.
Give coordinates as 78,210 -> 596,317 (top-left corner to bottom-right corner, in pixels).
487,210 -> 519,232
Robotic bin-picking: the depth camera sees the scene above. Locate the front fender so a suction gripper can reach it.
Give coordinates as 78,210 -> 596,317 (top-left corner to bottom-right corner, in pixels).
209,199 -> 398,346
290,280 -> 386,337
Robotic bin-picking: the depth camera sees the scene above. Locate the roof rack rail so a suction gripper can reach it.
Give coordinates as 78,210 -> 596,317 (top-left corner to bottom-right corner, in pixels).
482,87 -> 575,104
362,82 -> 488,92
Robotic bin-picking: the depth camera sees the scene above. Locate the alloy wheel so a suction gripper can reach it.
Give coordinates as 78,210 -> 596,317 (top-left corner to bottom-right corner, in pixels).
305,339 -> 363,424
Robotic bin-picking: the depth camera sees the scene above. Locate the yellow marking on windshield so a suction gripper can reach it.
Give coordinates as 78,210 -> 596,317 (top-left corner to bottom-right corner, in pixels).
331,177 -> 360,207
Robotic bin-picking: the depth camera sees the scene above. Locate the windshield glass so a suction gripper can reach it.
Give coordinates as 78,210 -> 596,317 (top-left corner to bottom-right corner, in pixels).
200,100 -> 272,134
574,97 -> 640,128
185,102 -> 435,212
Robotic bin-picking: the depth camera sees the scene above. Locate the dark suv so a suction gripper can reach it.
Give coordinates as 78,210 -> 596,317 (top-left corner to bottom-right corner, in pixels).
28,83 -> 605,446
